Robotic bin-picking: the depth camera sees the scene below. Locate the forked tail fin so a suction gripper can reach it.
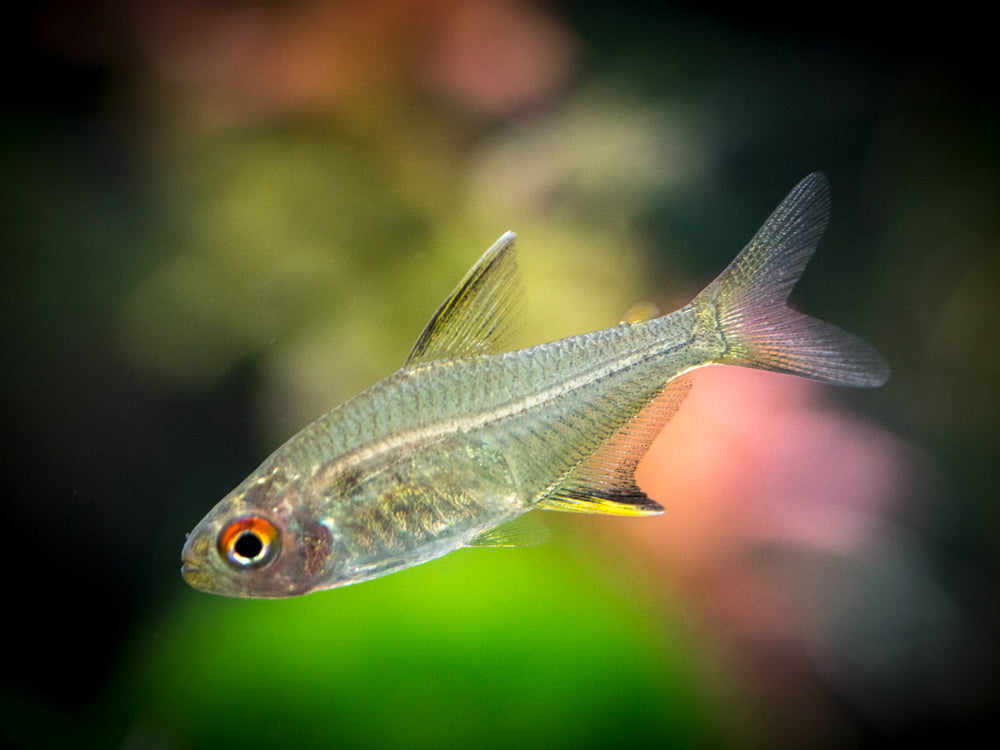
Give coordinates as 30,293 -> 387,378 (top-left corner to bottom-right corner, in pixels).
695,173 -> 889,387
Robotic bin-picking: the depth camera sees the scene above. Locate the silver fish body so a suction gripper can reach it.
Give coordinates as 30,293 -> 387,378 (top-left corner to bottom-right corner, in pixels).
181,173 -> 888,598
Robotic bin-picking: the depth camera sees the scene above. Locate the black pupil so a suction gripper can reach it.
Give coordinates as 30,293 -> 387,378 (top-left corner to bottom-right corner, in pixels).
234,531 -> 264,560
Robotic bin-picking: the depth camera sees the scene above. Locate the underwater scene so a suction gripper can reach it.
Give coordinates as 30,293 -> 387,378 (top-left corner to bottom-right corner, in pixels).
3,2 -> 997,747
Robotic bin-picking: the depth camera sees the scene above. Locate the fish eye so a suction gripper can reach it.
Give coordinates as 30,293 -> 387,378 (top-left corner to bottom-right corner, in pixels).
218,516 -> 280,569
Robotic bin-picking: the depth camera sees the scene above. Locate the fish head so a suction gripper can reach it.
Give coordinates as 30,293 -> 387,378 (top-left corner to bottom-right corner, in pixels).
181,464 -> 336,598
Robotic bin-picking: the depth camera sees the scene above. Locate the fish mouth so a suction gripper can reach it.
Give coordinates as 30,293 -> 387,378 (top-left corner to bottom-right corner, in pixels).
181,561 -> 211,589
180,532 -> 212,590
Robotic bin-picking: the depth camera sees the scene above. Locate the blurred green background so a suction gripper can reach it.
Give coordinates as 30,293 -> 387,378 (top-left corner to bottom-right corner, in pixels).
3,1 -> 997,748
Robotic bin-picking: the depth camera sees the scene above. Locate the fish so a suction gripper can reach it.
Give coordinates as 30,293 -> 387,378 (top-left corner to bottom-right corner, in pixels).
181,172 -> 889,598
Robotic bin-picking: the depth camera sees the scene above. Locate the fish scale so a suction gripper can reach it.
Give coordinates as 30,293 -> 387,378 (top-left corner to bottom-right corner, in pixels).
181,173 -> 888,598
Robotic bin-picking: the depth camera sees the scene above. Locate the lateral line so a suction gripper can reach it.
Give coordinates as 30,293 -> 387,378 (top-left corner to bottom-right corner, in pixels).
312,325 -> 692,478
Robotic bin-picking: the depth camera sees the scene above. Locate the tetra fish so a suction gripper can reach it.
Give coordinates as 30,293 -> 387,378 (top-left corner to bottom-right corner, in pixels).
181,172 -> 888,598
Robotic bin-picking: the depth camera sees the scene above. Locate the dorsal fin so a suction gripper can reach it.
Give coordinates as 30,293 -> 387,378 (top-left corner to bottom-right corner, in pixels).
535,376 -> 693,515
405,232 -> 524,366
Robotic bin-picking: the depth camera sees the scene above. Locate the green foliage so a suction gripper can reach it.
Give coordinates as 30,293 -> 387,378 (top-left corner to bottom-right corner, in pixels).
127,542 -> 721,749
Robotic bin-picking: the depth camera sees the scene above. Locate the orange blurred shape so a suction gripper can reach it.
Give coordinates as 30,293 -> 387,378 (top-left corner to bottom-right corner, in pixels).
132,0 -> 577,119
622,366 -> 916,741
634,366 -> 909,569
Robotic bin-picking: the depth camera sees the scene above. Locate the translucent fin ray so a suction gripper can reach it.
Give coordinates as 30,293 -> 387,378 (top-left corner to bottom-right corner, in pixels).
620,301 -> 661,324
696,172 -> 890,387
465,513 -> 550,547
536,376 -> 693,515
405,232 -> 524,366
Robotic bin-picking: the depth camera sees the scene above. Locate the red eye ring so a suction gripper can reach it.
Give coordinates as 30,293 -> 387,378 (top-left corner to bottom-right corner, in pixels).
218,516 -> 280,569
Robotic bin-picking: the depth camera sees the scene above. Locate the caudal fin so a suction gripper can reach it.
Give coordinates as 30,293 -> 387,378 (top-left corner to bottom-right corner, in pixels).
694,173 -> 889,387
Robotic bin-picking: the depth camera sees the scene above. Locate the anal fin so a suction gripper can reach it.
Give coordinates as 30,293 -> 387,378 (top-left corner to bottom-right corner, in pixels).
536,376 -> 693,516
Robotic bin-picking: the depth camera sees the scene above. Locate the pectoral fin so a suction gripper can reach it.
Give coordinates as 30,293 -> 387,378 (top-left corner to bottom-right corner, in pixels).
465,513 -> 550,547
405,232 -> 524,366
